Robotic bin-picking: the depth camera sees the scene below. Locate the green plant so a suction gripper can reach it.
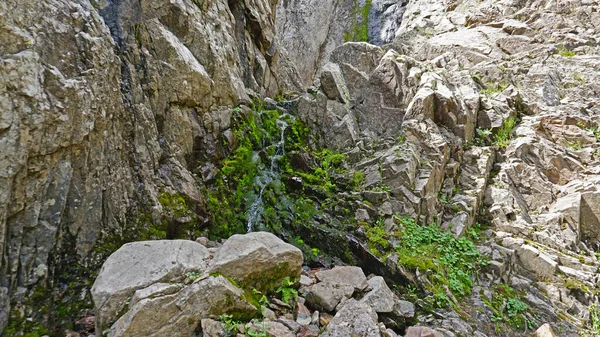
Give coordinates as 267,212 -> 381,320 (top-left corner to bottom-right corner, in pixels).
391,216 -> 487,303
483,284 -> 535,330
574,72 -> 587,84
247,321 -> 268,337
276,277 -> 298,304
557,46 -> 576,57
219,314 -> 241,335
564,140 -> 582,150
476,128 -> 492,145
494,116 -> 516,148
584,125 -> 600,142
185,271 -> 203,280
480,82 -> 508,95
344,0 -> 371,42
591,303 -> 600,334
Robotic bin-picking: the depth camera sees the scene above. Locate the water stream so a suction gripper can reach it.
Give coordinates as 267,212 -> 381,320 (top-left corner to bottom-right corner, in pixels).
246,114 -> 290,232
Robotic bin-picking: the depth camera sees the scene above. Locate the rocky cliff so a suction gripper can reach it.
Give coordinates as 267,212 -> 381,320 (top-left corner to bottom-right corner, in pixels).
1,0 -> 599,336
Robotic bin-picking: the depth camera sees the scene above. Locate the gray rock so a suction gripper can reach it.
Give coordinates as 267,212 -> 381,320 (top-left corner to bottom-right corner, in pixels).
305,281 -> 354,313
209,232 -> 303,292
319,299 -> 380,337
315,266 -> 368,292
201,318 -> 227,337
107,275 -> 257,337
360,276 -> 395,312
91,240 -> 211,332
534,323 -> 557,337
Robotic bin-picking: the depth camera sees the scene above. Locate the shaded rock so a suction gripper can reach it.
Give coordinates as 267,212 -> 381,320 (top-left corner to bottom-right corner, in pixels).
209,232 -> 303,292
319,299 -> 379,337
92,240 -> 210,332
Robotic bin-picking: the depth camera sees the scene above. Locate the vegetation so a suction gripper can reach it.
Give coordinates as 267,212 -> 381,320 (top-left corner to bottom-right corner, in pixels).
557,46 -> 576,57
482,284 -> 537,331
494,116 -> 516,148
364,215 -> 487,307
275,277 -> 298,304
480,82 -> 508,95
344,0 -> 372,42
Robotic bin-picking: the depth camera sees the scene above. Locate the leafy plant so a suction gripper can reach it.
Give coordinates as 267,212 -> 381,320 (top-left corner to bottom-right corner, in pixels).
219,314 -> 241,335
247,321 -> 268,337
378,216 -> 489,305
185,272 -> 203,281
483,284 -> 535,330
276,277 -> 298,304
495,116 -> 516,148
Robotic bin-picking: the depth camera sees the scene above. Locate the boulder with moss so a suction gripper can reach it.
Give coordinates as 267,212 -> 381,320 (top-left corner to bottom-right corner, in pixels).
208,232 -> 304,293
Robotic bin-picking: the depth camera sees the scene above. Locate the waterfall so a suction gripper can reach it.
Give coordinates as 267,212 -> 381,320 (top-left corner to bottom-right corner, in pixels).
246,115 -> 290,232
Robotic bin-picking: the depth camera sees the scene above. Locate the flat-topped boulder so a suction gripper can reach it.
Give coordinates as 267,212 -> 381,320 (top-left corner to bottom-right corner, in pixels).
209,232 -> 303,292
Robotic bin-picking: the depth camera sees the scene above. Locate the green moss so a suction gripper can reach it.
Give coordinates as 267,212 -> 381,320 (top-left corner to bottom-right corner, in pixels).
344,0 -> 372,42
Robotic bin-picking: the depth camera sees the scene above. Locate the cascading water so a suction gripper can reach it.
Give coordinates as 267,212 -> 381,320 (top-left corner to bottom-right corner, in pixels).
246,115 -> 290,232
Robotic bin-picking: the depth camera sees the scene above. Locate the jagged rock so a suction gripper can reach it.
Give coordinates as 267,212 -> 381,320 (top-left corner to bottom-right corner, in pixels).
91,240 -> 211,332
319,312 -> 333,326
319,299 -> 380,337
580,192 -> 600,246
360,276 -> 395,312
209,232 -> 303,292
404,326 -> 440,337
515,244 -> 558,279
107,275 -> 257,337
201,318 -> 227,337
315,266 -> 368,292
305,281 -> 354,313
299,275 -> 313,287
534,323 -> 557,337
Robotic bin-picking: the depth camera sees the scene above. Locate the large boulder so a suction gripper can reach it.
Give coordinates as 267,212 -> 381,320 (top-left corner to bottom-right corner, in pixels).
319,299 -> 380,337
92,240 -> 211,333
107,275 -> 258,337
209,232 -> 303,292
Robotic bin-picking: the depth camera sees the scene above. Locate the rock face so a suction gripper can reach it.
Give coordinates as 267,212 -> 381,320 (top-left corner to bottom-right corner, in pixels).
2,0 -> 600,335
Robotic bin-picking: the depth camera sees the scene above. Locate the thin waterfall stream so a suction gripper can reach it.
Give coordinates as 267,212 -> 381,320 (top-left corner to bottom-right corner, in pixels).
246,114 -> 291,232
